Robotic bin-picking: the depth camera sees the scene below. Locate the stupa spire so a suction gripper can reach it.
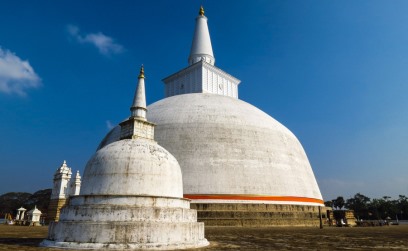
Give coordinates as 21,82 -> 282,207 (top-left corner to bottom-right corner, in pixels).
130,65 -> 147,120
188,6 -> 215,65
162,6 -> 240,99
120,65 -> 155,140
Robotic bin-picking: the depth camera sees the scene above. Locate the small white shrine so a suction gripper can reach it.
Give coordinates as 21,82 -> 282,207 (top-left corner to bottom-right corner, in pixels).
27,206 -> 42,226
15,207 -> 26,221
50,160 -> 81,200
47,160 -> 81,223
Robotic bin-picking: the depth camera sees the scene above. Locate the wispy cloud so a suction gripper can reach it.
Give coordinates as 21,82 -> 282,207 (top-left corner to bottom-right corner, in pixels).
67,25 -> 124,56
0,47 -> 41,96
106,120 -> 115,130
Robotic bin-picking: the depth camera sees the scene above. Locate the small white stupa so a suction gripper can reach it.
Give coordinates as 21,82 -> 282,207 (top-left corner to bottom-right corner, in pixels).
27,206 -> 42,226
41,66 -> 208,249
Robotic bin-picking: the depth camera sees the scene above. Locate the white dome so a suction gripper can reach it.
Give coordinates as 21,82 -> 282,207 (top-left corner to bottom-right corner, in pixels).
44,138 -> 208,249
82,138 -> 183,198
98,93 -> 322,205
147,93 -> 323,204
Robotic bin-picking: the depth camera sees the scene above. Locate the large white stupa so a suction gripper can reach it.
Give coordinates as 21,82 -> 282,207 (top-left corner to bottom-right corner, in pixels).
42,67 -> 208,249
98,7 -> 324,226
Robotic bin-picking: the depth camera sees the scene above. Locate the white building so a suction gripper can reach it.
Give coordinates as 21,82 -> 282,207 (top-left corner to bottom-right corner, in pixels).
15,207 -> 26,221
42,66 -> 208,249
99,6 -> 324,226
50,160 -> 72,200
47,161 -> 81,223
27,206 -> 42,226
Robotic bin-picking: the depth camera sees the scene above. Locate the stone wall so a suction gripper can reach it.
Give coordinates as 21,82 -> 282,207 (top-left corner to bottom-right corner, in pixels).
46,198 -> 66,223
191,203 -> 322,227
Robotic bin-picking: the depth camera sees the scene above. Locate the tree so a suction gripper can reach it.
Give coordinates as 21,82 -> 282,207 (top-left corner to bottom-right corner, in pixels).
324,200 -> 333,208
346,193 -> 370,220
328,193 -> 408,221
397,195 -> 408,220
334,196 -> 345,210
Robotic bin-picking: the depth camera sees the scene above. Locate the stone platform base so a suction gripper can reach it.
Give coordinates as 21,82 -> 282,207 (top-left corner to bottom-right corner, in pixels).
191,203 -> 322,227
42,195 -> 209,250
42,235 -> 209,250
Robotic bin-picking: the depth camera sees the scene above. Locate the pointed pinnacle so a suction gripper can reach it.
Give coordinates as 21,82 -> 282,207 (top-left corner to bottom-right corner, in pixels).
138,65 -> 145,79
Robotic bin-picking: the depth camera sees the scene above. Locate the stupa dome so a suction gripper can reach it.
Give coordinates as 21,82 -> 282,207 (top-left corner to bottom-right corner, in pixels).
147,93 -> 322,203
97,93 -> 322,204
82,138 -> 183,198
94,6 -> 323,227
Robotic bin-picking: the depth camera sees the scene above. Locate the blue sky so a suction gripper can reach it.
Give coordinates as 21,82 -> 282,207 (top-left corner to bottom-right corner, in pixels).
1,1 -> 407,201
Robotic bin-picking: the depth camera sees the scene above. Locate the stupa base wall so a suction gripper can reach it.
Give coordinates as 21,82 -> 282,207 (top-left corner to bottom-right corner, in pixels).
191,203 -> 322,227
42,196 -> 209,249
42,239 -> 209,250
42,221 -> 208,250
